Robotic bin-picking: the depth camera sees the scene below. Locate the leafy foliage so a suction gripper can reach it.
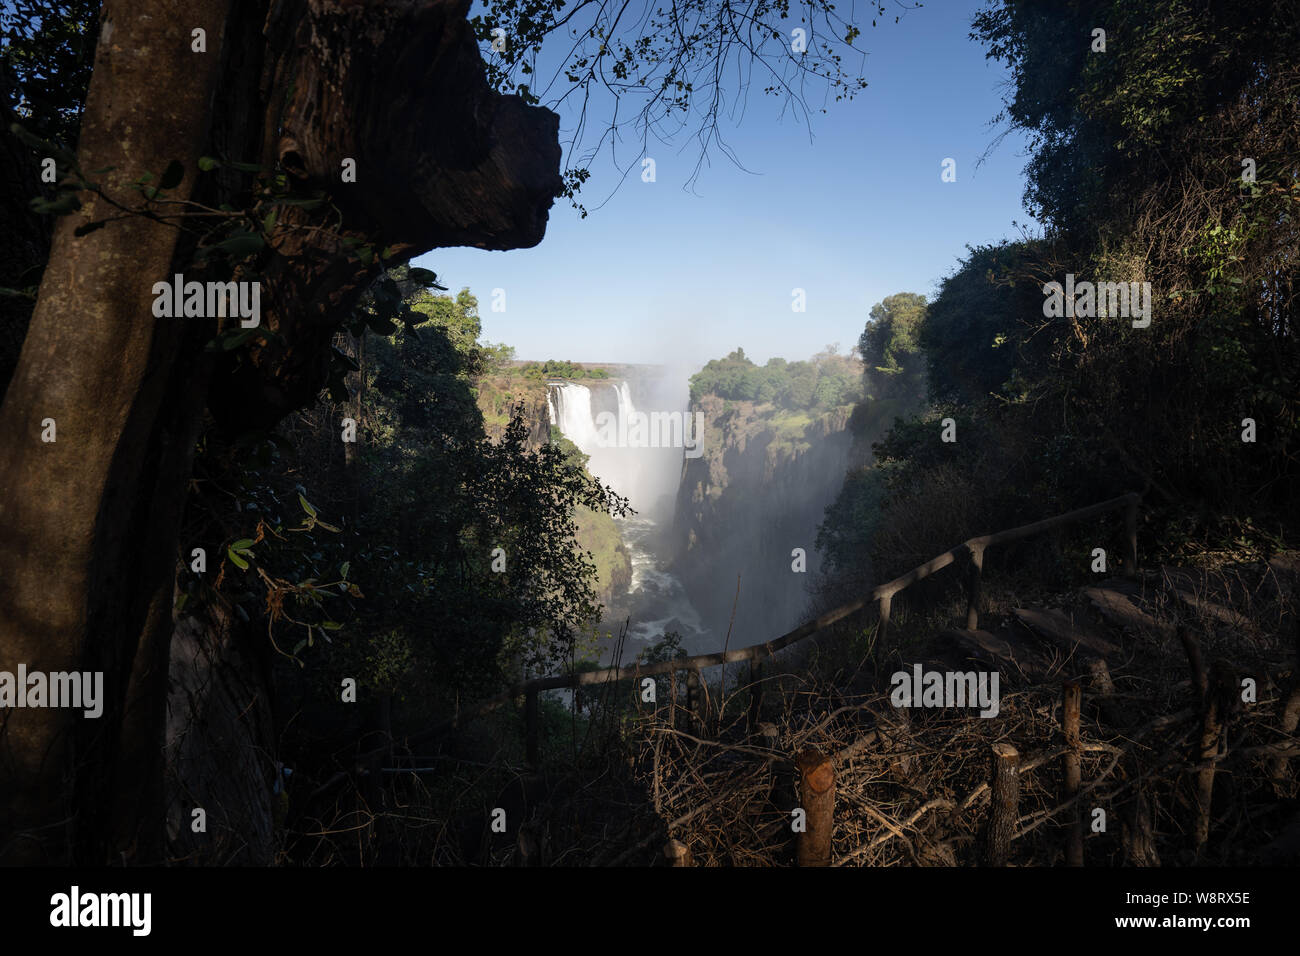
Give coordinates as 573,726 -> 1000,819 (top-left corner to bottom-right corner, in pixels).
520,358 -> 610,380
858,292 -> 928,404
689,346 -> 860,410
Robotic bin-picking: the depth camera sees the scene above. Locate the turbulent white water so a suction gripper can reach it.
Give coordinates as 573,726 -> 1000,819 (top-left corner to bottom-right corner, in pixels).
547,378 -> 681,515
615,514 -> 709,653
548,376 -> 714,662
549,382 -> 603,454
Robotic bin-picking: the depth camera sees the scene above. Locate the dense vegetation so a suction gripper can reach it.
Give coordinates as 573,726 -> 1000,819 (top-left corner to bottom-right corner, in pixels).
818,0 -> 1300,592
689,346 -> 860,410
521,359 -> 610,381
4,0 -> 1297,871
181,272 -> 629,761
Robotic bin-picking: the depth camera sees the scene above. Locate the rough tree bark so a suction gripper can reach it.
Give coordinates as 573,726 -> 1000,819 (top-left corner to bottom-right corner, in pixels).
0,0 -> 561,864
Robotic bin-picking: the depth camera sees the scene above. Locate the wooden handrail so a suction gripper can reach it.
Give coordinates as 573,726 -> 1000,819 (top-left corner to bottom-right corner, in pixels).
359,491 -> 1140,765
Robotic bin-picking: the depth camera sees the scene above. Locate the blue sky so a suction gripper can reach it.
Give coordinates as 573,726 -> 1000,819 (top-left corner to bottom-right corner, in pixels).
414,0 -> 1038,367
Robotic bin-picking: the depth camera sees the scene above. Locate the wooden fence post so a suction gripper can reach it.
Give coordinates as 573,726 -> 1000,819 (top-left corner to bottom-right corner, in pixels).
1194,662 -> 1235,854
877,591 -> 892,650
669,669 -> 678,730
525,688 -> 539,769
747,660 -> 764,736
759,721 -> 785,807
686,668 -> 700,735
663,838 -> 692,867
514,821 -> 539,867
985,743 -> 1020,866
795,747 -> 835,867
1271,618 -> 1300,792
1062,680 -> 1084,866
965,545 -> 984,631
1125,495 -> 1139,577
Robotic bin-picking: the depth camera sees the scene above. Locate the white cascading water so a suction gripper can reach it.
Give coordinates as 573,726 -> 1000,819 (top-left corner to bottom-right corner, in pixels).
547,377 -> 710,659
549,382 -> 604,456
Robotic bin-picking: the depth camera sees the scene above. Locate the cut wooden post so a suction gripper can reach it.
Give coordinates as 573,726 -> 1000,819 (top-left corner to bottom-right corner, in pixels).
663,838 -> 692,867
965,545 -> 984,631
985,743 -> 1020,866
747,660 -> 764,736
1271,618 -> 1300,793
877,591 -> 892,649
795,747 -> 835,867
514,822 -> 539,867
525,688 -> 539,769
758,721 -> 785,807
686,668 -> 701,735
1178,625 -> 1208,701
1125,783 -> 1160,866
1193,662 -> 1233,854
1124,495 -> 1139,577
1062,680 -> 1084,866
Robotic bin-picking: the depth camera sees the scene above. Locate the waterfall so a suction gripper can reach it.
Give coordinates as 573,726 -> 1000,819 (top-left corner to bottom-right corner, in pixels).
549,382 -> 603,453
545,371 -> 713,661
614,381 -> 635,418
546,376 -> 685,517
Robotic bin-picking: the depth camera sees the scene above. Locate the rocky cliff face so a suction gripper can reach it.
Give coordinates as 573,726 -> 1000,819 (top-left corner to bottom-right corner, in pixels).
477,377 -> 551,448
671,396 -> 854,645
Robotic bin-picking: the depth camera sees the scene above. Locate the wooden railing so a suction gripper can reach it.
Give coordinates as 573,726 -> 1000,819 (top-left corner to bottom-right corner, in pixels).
363,491 -> 1141,768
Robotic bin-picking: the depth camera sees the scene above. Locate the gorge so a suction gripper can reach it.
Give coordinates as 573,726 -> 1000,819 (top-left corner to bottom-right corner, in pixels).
543,363 -> 856,663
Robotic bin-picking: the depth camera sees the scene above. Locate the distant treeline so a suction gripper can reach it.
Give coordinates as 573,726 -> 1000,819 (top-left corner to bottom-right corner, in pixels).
689,347 -> 860,411
521,359 -> 611,381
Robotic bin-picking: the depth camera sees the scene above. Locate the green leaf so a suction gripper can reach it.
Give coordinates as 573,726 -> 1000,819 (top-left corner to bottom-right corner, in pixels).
298,494 -> 318,518
198,156 -> 220,172
262,208 -> 278,233
30,192 -> 82,215
230,538 -> 255,551
316,519 -> 340,533
340,561 -> 350,580
320,621 -> 344,630
214,327 -> 260,351
227,548 -> 249,570
206,231 -> 265,260
291,639 -> 307,656
159,160 -> 185,189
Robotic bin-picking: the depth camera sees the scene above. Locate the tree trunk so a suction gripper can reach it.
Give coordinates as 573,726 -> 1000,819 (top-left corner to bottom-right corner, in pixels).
0,0 -> 234,865
0,0 -> 561,864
